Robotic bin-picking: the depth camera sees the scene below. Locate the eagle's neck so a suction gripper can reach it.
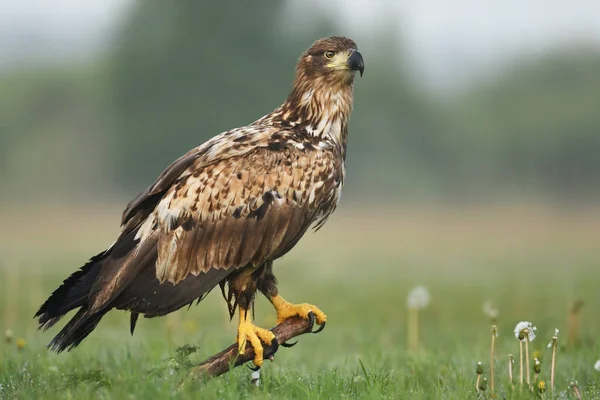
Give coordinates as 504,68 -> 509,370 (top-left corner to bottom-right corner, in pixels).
261,77 -> 354,159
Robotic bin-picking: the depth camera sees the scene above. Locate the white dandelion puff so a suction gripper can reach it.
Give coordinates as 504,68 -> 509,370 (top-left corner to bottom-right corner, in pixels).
514,321 -> 536,342
406,286 -> 430,309
483,301 -> 499,320
594,360 -> 600,372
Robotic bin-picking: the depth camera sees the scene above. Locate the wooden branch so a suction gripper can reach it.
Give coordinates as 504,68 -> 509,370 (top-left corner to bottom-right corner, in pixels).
181,316 -> 315,384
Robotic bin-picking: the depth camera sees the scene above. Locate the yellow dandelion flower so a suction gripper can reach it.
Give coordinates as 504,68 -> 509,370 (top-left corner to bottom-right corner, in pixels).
183,320 -> 197,333
538,380 -> 546,392
16,338 -> 26,350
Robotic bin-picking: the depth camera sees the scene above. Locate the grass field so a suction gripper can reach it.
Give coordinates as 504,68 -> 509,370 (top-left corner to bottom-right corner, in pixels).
1,204 -> 600,399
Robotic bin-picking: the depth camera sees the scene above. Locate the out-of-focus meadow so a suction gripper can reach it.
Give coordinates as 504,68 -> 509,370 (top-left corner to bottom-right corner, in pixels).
1,1 -> 600,398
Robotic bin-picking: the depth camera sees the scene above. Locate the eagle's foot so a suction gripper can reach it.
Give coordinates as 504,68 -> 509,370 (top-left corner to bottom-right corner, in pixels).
271,295 -> 327,332
237,308 -> 275,367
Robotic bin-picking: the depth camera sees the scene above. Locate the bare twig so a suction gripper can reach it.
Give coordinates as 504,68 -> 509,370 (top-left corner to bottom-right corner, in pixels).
181,316 -> 314,385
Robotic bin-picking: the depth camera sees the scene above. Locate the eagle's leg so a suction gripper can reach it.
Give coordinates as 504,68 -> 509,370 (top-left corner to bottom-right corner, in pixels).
231,266 -> 275,367
236,306 -> 275,367
256,263 -> 327,330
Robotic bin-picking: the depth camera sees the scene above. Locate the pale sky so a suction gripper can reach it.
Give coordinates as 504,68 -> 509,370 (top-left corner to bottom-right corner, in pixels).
1,0 -> 600,89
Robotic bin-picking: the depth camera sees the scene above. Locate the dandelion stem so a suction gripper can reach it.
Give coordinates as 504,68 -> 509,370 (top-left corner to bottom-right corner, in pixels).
550,337 -> 557,391
490,325 -> 496,394
475,374 -> 481,392
571,381 -> 582,399
525,329 -> 531,390
408,307 -> 419,352
567,300 -> 583,348
508,354 -> 514,384
519,340 -> 523,386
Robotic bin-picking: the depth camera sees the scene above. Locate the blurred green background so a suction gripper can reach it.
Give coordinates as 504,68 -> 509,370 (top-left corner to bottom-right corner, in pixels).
1,0 -> 599,206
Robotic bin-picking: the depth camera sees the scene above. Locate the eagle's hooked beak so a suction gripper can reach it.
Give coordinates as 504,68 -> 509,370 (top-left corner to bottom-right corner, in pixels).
348,50 -> 364,77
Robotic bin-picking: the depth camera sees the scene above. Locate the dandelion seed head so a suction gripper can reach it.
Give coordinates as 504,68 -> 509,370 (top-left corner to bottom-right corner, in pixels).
479,377 -> 487,391
594,360 -> 600,372
514,321 -> 536,342
4,329 -> 13,338
4,329 -> 13,344
476,361 -> 483,375
547,328 -> 559,348
483,301 -> 499,320
406,286 -> 430,309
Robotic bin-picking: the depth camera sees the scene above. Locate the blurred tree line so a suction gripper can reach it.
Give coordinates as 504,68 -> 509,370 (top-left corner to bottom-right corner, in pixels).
1,0 -> 599,203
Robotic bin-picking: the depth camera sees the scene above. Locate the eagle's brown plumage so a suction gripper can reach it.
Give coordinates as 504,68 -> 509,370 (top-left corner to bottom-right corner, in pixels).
36,36 -> 364,359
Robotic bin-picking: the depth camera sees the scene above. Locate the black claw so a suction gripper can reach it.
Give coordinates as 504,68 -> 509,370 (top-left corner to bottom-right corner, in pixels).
271,337 -> 279,354
307,311 -> 315,329
247,364 -> 260,372
312,321 -> 326,334
281,340 -> 298,348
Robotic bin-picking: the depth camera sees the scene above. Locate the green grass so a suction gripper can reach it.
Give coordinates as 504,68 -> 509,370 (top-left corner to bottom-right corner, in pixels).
1,206 -> 600,399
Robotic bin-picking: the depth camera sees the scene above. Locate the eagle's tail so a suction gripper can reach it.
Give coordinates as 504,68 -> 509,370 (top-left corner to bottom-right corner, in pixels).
35,251 -> 105,330
34,251 -> 109,351
47,307 -> 108,352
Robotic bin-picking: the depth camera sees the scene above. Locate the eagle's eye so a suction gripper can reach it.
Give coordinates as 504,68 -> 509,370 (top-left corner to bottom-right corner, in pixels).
324,50 -> 335,59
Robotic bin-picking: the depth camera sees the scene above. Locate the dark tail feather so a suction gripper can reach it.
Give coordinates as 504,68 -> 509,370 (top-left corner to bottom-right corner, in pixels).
48,308 -> 108,352
35,251 -> 106,330
129,312 -> 139,335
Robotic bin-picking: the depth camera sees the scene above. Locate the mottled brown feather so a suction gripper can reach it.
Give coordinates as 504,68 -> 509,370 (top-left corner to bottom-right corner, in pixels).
136,144 -> 342,285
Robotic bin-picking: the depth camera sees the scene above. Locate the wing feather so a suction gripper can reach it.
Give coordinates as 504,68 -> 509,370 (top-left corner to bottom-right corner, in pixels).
145,144 -> 340,285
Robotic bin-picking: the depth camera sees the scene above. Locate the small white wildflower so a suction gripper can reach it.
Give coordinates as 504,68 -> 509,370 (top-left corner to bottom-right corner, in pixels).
483,301 -> 499,320
594,360 -> 600,372
514,321 -> 537,342
406,286 -> 430,309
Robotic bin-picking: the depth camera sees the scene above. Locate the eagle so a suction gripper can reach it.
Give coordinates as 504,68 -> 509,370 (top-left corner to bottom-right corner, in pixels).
35,36 -> 364,367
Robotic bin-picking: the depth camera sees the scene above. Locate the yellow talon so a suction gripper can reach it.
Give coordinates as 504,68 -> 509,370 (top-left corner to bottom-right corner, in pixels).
270,295 -> 327,326
237,307 -> 275,367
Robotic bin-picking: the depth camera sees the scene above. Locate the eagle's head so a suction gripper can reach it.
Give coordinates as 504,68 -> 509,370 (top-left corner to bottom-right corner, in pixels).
295,36 -> 364,87
264,36 -> 363,154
